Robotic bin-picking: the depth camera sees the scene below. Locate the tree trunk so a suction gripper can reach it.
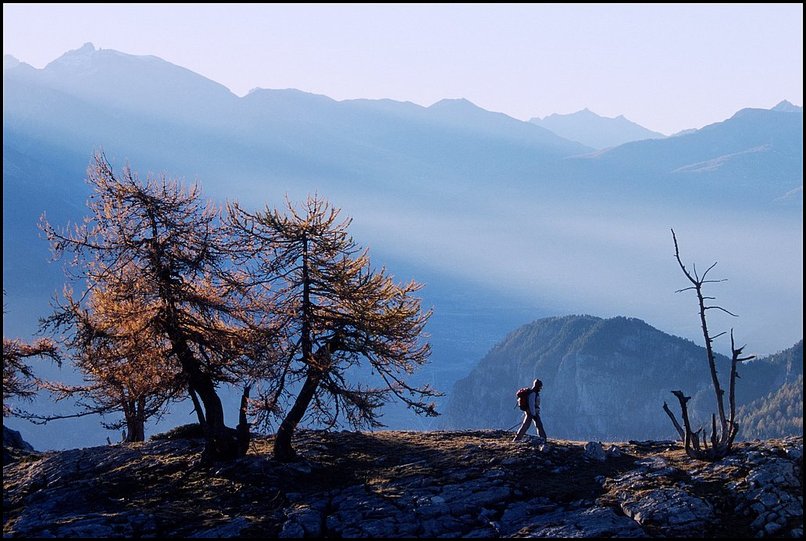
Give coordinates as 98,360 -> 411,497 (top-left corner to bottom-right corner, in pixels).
123,398 -> 145,442
273,370 -> 321,461
237,385 -> 251,457
695,287 -> 728,442
672,390 -> 694,457
662,401 -> 685,440
189,387 -> 207,427
273,338 -> 341,461
135,397 -> 146,442
171,333 -> 244,461
191,374 -> 241,462
274,234 -> 317,462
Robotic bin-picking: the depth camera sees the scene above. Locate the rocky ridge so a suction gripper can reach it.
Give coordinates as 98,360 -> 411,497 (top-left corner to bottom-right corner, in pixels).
3,430 -> 802,538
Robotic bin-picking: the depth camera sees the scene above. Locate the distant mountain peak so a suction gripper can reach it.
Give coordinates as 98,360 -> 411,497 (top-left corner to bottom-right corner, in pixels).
772,100 -> 802,113
671,128 -> 698,137
429,97 -> 478,110
242,86 -> 337,106
45,42 -> 99,70
61,42 -> 97,58
44,42 -> 167,72
76,42 -> 96,53
530,108 -> 666,149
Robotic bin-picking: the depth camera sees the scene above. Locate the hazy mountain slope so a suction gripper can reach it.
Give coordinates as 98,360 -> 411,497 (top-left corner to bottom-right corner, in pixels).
4,44 -> 585,324
443,316 -> 803,441
530,108 -> 665,149
567,106 -> 803,205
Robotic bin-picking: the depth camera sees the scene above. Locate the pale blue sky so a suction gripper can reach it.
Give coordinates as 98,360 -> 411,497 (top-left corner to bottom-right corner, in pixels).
3,3 -> 802,135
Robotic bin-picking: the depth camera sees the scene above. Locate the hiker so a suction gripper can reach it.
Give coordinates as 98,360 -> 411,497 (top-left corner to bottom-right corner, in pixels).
513,378 -> 547,442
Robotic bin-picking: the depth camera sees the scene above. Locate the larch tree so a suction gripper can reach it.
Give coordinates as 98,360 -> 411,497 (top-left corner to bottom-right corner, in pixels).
663,229 -> 754,460
228,196 -> 439,461
41,152 -> 272,460
3,334 -> 60,417
33,279 -> 184,442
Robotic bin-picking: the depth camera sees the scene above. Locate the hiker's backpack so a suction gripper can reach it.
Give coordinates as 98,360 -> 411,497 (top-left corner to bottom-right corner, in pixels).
516,387 -> 532,411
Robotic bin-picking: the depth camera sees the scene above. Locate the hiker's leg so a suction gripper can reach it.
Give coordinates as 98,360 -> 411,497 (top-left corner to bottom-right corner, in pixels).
533,414 -> 547,440
513,413 -> 531,441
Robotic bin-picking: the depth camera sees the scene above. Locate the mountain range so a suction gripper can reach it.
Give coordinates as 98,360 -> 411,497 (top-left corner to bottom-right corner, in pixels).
444,315 -> 803,441
3,44 -> 802,449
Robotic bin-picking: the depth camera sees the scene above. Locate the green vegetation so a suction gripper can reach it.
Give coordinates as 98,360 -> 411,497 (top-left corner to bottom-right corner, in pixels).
736,375 -> 803,439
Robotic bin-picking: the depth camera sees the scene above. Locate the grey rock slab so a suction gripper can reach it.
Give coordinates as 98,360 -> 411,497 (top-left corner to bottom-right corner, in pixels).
620,487 -> 714,534
518,506 -> 645,538
584,442 -> 607,462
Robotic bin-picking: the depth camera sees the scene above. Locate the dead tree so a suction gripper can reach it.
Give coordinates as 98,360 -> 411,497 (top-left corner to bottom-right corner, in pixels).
663,229 -> 754,460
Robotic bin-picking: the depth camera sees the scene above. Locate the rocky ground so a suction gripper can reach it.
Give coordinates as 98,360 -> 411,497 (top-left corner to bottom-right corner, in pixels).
3,430 -> 803,538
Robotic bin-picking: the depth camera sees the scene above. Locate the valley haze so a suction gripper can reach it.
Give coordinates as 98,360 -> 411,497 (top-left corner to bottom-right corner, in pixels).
2,42 -> 802,450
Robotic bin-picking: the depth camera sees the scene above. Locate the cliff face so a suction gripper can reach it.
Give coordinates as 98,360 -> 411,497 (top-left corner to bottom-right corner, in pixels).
443,316 -> 802,441
2,431 -> 802,538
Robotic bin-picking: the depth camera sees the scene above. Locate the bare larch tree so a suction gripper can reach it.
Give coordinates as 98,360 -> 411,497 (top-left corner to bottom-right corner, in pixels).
229,196 -> 439,461
41,152 -> 271,459
663,229 -> 754,460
